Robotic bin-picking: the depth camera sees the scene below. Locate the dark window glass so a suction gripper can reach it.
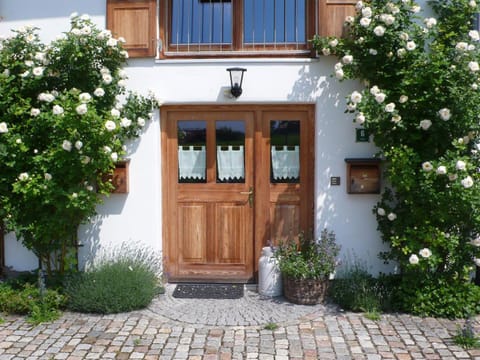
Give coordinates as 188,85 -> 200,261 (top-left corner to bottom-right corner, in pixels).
216,120 -> 245,183
178,121 -> 207,183
243,0 -> 306,44
171,0 -> 232,44
270,120 -> 300,183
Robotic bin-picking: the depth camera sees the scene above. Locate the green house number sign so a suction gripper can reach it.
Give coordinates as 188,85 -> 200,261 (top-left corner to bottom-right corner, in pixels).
356,128 -> 370,142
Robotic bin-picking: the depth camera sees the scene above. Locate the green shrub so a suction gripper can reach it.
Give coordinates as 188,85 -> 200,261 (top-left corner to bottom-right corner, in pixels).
396,274 -> 480,319
0,282 -> 66,324
64,244 -> 162,314
328,261 -> 393,313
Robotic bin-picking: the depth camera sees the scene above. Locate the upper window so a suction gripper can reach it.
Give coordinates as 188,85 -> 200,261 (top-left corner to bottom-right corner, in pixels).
161,0 -> 315,57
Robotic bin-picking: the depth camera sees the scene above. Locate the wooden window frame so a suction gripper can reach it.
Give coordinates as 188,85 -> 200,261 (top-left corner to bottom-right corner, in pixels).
159,0 -> 316,58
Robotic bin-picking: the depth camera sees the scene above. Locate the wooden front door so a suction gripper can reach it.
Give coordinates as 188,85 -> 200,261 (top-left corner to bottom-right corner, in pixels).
162,105 -> 314,282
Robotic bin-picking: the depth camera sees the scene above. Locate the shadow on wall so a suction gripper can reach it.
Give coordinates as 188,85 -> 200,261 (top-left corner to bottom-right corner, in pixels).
287,60 -> 392,274
0,0 -> 104,21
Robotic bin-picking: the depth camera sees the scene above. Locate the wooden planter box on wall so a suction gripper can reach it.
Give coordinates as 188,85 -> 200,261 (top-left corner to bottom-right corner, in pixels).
104,160 -> 130,194
345,158 -> 381,194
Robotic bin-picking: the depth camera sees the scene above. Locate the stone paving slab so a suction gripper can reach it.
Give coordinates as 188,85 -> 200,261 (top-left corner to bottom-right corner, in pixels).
0,284 -> 479,359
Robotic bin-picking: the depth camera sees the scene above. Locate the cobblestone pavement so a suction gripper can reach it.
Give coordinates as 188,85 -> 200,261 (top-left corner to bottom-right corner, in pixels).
1,284 -> 479,359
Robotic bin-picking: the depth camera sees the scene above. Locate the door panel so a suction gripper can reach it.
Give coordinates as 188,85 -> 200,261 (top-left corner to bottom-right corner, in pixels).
162,105 -> 314,282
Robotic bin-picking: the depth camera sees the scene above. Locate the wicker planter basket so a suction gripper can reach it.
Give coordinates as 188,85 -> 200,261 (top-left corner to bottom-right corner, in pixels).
282,275 -> 329,305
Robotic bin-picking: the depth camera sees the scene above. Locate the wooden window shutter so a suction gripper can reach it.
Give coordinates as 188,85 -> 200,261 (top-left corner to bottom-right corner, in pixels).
107,0 -> 157,57
319,0 -> 356,37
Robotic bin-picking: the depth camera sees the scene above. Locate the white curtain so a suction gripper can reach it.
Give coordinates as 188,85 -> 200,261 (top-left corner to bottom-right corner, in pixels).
271,145 -> 300,180
178,145 -> 206,180
217,145 -> 245,181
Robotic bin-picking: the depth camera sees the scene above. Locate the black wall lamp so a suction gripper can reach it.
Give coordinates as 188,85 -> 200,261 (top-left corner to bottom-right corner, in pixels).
227,67 -> 246,98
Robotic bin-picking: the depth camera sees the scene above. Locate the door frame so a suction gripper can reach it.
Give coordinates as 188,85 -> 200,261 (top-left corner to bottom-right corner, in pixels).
161,104 -> 315,282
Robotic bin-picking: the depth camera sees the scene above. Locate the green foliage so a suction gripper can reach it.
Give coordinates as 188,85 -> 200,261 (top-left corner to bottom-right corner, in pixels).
0,16 -> 159,275
328,261 -> 393,313
0,282 -> 65,324
364,310 -> 381,321
264,322 -> 279,331
453,318 -> 480,349
312,0 -> 480,317
396,274 -> 480,318
275,229 -> 340,280
64,244 -> 162,314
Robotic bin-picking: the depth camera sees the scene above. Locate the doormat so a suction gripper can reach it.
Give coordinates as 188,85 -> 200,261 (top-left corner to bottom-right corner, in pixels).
172,283 -> 244,299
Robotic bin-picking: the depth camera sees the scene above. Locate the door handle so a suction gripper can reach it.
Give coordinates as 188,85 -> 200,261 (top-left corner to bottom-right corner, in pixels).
240,186 -> 254,207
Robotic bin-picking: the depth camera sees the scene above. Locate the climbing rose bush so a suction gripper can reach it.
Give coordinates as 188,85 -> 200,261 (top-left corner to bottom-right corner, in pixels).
313,0 -> 480,317
0,14 -> 159,274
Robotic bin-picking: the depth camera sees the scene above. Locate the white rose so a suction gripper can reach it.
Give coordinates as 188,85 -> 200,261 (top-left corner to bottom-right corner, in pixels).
105,120 -> 116,131
384,102 -> 395,113
469,30 -> 480,42
103,146 -> 112,153
62,140 -> 72,152
137,117 -> 146,127
102,73 -> 113,84
399,32 -> 409,41
76,104 -> 88,115
387,212 -> 397,221
356,1 -> 364,10
456,160 -> 466,171
44,173 -> 52,181
100,67 -> 110,75
369,48 -> 378,55
469,61 -> 480,72
470,0 -> 477,7
436,166 -> 447,175
72,193 -> 78,199
350,91 -> 363,104
383,15 -> 395,25
411,5 -> 421,13
456,42 -> 469,52
86,185 -> 94,192
111,152 -> 118,162
419,248 -> 432,258
406,41 -> 416,51
342,55 -> 353,64
448,173 -> 458,181
52,105 -> 64,115
118,69 -> 128,79
31,108 -> 40,117
33,67 -> 44,77
370,85 -> 380,95
391,115 -> 402,123
409,254 -> 419,265
107,110 -> 119,119
461,176 -> 474,188
422,161 -> 433,172
355,113 -> 366,125
94,88 -> 105,97
120,117 -> 132,128
399,95 -> 408,103
470,237 -> 480,246
75,141 -> 83,150
347,103 -> 357,111
71,28 -> 81,36
397,48 -> 407,58
438,108 -> 451,121
377,208 -> 386,216
360,17 -> 371,27
18,172 -> 29,181
375,93 -> 386,103
322,48 -> 331,56
0,122 -> 8,133
79,92 -> 92,103
81,156 -> 91,164
335,69 -> 344,80
329,39 -> 339,47
345,16 -> 355,24
362,7 -> 372,17
374,26 -> 386,37
468,44 -> 476,51
424,17 -> 437,29
419,119 -> 432,130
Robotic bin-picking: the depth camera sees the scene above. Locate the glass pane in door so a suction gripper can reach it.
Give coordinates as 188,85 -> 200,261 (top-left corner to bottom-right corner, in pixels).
216,120 -> 245,183
178,120 -> 207,183
270,120 -> 300,183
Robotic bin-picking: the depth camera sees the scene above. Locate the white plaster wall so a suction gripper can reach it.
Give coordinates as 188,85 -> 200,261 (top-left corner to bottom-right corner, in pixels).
0,0 -> 407,275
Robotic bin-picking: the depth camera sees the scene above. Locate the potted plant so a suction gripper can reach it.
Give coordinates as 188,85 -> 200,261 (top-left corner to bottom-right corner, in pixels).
275,229 -> 340,305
